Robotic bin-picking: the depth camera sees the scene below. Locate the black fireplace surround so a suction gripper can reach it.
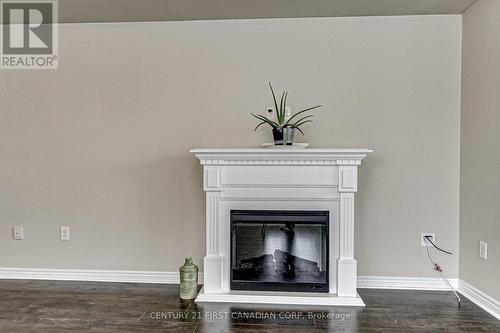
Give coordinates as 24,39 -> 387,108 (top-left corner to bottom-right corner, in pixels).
230,210 -> 329,293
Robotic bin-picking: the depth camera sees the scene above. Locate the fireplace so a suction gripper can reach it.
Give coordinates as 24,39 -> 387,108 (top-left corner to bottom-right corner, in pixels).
231,210 -> 329,293
191,148 -> 371,306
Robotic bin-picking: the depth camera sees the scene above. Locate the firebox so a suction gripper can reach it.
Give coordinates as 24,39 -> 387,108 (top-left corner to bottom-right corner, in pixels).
230,210 -> 329,293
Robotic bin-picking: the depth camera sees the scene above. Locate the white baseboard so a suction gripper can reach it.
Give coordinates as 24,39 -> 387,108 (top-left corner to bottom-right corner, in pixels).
0,267 -> 203,284
1,268 -> 497,321
459,280 -> 500,320
357,275 -> 459,290
0,269 -> 456,291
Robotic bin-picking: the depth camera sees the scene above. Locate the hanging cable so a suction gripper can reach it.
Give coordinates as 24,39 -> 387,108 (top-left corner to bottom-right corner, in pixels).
424,235 -> 453,255
424,237 -> 461,306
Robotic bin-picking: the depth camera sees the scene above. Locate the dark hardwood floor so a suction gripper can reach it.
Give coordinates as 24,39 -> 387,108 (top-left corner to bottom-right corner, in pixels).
0,279 -> 498,332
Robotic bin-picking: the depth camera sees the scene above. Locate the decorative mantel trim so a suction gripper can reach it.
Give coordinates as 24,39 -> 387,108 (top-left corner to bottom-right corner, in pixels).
190,148 -> 372,166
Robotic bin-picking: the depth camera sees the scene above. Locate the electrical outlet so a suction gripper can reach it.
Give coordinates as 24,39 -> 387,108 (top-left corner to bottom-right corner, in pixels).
479,241 -> 487,260
60,226 -> 70,241
266,107 -> 274,120
13,226 -> 24,240
421,233 -> 435,246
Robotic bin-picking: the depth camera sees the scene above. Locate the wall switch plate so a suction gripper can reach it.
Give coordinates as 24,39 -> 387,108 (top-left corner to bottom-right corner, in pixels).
13,226 -> 24,240
60,226 -> 70,241
421,233 -> 435,246
479,241 -> 487,260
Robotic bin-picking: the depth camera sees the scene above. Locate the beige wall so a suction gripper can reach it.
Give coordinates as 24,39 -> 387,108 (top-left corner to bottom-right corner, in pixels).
0,16 -> 462,277
460,0 -> 500,300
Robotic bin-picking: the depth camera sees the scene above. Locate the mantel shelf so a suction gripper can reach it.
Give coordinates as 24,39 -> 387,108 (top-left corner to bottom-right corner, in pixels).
190,148 -> 373,166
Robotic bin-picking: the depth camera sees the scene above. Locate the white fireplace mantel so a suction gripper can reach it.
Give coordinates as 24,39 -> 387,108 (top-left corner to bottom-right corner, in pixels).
191,148 -> 372,306
191,148 -> 371,166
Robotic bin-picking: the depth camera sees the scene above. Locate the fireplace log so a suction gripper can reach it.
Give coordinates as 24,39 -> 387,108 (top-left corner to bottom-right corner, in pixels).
274,249 -> 320,274
239,254 -> 275,271
236,250 -> 321,276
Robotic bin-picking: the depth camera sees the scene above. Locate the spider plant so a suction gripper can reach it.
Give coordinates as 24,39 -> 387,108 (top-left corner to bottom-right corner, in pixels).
252,83 -> 321,135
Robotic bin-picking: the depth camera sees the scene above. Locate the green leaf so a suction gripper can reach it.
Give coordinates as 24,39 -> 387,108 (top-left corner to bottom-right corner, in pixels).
284,105 -> 321,126
252,113 -> 273,124
254,121 -> 267,131
292,114 -> 314,126
296,104 -> 322,113
294,120 -> 313,128
251,113 -> 278,128
279,91 -> 286,125
268,82 -> 280,121
282,91 -> 288,125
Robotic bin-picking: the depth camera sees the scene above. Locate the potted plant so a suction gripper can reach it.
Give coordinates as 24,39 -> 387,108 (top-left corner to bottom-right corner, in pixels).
252,83 -> 321,145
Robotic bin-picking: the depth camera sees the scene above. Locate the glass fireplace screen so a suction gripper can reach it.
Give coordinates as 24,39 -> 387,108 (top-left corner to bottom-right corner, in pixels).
230,210 -> 329,293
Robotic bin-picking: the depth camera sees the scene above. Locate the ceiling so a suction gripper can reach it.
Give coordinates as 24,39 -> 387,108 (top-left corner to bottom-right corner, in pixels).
59,0 -> 478,23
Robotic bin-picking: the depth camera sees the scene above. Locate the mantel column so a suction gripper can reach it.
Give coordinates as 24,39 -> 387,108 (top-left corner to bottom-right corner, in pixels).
202,166 -> 223,293
337,164 -> 359,297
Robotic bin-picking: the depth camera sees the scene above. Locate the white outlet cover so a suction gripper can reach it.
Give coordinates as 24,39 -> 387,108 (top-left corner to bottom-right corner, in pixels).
421,233 -> 435,246
13,226 -> 24,240
479,241 -> 487,260
60,226 -> 70,241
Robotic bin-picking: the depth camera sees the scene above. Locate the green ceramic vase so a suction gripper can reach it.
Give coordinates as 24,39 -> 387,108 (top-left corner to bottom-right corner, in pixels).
179,257 -> 198,300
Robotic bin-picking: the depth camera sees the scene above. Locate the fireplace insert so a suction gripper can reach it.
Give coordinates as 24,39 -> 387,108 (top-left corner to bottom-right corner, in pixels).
230,210 -> 329,293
